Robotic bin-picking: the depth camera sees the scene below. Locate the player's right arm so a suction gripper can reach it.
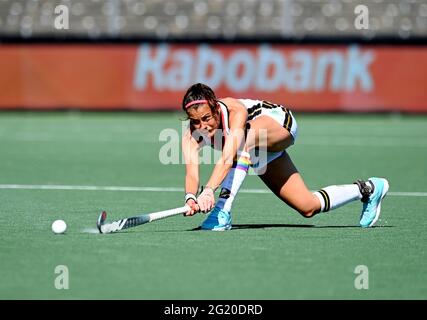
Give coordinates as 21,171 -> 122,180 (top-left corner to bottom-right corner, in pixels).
182,128 -> 201,216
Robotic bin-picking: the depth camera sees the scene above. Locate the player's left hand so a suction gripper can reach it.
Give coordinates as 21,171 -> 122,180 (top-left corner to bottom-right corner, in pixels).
184,199 -> 199,216
197,187 -> 215,213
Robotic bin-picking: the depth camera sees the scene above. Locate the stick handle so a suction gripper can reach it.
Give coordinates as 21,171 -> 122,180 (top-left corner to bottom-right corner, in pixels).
148,205 -> 190,222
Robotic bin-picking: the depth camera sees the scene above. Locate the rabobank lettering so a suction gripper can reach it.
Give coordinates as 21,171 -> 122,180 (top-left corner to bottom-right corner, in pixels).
1,44 -> 426,111
133,44 -> 375,93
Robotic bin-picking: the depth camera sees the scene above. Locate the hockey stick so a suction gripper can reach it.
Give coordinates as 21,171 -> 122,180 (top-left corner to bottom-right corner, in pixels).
97,205 -> 190,234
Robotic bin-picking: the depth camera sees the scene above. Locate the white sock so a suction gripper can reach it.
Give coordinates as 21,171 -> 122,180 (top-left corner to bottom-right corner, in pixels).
215,151 -> 250,212
313,184 -> 362,212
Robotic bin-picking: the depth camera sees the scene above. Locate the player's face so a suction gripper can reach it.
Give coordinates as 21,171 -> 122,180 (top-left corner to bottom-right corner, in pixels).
187,104 -> 220,138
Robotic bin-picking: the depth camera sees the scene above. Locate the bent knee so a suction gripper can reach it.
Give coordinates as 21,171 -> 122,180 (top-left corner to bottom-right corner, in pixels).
293,195 -> 321,218
296,206 -> 318,218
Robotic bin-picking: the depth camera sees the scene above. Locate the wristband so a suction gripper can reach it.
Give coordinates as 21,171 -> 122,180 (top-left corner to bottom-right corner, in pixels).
185,193 -> 197,203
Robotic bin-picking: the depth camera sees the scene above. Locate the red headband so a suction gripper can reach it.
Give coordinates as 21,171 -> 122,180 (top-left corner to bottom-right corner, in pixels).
184,99 -> 208,109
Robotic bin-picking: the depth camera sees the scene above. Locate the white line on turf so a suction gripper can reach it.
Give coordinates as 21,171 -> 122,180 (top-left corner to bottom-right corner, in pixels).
0,184 -> 426,197
2,137 -> 426,148
81,228 -> 100,234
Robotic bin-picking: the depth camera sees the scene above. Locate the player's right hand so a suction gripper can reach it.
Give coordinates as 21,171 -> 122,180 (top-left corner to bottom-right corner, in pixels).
184,199 -> 199,216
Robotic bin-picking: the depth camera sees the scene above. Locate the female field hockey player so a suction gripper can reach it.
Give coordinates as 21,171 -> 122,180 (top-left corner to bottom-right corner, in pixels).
182,83 -> 389,231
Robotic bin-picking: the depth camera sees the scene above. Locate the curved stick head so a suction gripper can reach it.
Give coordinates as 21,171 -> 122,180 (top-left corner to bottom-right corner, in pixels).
97,211 -> 107,234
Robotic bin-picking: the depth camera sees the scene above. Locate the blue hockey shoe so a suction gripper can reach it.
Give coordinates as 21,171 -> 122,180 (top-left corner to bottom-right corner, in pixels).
200,207 -> 232,231
358,177 -> 389,228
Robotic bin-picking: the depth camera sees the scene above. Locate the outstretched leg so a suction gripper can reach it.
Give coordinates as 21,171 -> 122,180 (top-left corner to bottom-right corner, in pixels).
258,152 -> 389,227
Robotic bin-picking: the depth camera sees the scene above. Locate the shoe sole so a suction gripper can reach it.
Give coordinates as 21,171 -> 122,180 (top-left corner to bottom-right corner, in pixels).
201,224 -> 232,231
367,178 -> 389,227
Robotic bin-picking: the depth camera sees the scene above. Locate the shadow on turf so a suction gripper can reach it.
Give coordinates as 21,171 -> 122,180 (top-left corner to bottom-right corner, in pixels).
190,224 -> 393,231
232,224 -> 314,230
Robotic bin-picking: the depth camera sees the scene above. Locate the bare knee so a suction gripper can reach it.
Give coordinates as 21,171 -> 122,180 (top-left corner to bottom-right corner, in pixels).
294,194 -> 321,218
295,204 -> 319,218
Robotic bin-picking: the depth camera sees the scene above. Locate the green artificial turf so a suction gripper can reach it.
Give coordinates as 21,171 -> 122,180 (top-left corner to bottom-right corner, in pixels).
0,112 -> 426,299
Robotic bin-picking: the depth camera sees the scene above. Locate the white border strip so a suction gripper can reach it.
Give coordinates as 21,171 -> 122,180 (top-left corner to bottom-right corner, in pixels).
0,184 -> 426,197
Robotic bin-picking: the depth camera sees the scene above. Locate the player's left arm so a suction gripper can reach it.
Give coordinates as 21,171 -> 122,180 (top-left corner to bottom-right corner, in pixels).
197,98 -> 248,212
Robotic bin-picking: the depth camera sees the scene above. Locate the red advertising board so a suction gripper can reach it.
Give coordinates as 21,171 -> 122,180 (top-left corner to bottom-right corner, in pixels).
0,44 -> 426,111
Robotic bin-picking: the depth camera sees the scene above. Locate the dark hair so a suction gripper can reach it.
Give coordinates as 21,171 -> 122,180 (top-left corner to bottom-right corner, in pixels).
182,83 -> 218,113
